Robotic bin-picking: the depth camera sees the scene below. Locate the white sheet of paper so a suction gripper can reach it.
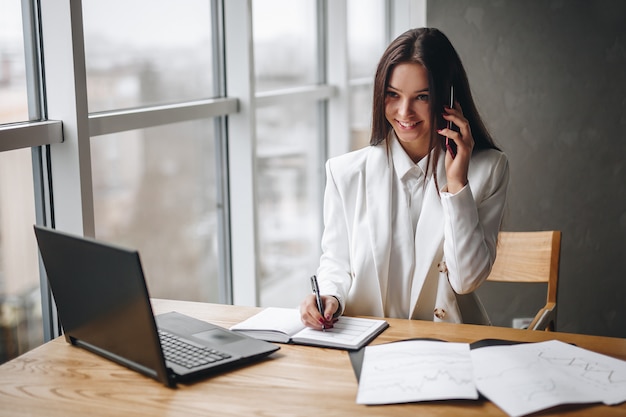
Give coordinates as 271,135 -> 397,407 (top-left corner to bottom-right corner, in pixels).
356,340 -> 478,405
471,340 -> 626,417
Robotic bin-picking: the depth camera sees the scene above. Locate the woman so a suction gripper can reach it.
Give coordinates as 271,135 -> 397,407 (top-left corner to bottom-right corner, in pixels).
300,28 -> 509,329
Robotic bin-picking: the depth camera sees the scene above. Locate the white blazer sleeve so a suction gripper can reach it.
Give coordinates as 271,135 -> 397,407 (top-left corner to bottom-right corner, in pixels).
440,150 -> 510,294
316,159 -> 353,313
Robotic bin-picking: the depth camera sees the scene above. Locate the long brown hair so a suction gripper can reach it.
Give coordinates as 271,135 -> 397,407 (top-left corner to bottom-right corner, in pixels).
370,28 -> 500,185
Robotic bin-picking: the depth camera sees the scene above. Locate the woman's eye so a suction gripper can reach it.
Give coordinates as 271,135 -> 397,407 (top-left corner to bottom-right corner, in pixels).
385,91 -> 398,98
416,94 -> 429,102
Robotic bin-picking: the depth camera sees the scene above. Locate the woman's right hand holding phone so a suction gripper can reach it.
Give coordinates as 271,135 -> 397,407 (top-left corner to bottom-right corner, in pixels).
439,101 -> 474,194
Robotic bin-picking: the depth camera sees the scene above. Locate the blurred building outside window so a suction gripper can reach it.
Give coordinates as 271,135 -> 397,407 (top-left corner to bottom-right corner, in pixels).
347,0 -> 388,151
83,0 -> 220,303
252,0 -> 322,307
0,0 -> 44,364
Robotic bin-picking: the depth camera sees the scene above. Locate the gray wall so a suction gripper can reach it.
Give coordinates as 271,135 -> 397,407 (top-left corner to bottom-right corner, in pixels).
428,0 -> 626,338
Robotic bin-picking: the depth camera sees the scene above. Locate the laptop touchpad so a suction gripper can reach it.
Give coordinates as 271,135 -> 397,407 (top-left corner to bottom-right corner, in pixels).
192,328 -> 243,344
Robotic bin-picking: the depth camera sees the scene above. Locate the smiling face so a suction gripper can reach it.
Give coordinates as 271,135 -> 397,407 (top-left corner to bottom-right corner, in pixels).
384,62 -> 432,161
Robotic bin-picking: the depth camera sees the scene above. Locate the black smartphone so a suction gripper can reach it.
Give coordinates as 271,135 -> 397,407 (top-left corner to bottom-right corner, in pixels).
446,85 -> 457,158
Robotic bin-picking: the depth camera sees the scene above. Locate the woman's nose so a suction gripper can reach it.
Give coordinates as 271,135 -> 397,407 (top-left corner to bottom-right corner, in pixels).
397,99 -> 413,117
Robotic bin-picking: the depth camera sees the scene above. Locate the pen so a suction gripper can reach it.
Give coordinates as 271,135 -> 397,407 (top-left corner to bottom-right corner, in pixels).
310,275 -> 325,331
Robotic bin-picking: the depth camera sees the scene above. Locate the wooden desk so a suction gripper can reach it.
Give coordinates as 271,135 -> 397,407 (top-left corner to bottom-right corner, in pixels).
1,299 -> 625,417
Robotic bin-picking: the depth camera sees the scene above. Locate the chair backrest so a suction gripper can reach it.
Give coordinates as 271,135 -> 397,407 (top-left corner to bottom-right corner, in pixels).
487,230 -> 562,330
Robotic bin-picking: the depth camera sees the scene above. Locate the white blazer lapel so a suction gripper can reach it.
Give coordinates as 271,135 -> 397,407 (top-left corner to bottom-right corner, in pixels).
409,153 -> 446,315
365,145 -> 393,304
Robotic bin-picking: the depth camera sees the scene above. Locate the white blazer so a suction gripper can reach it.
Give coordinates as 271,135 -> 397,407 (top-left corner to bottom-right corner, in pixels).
316,140 -> 509,324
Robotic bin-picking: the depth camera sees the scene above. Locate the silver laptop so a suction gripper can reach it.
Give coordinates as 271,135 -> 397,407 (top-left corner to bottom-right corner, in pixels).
33,225 -> 279,387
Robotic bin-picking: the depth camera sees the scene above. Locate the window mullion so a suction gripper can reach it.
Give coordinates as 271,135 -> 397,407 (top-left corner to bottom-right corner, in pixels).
88,98 -> 238,137
212,0 -> 233,305
325,0 -> 350,158
0,121 -> 62,152
224,0 -> 260,306
39,0 -> 94,237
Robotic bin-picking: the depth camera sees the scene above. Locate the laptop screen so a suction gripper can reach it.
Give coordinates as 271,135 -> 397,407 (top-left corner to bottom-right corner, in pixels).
34,226 -> 172,385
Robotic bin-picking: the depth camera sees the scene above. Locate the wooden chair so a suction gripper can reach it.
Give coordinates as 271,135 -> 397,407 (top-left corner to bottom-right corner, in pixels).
487,231 -> 562,331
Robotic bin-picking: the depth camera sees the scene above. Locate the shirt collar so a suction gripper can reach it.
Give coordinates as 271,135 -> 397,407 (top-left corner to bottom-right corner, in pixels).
389,132 -> 432,182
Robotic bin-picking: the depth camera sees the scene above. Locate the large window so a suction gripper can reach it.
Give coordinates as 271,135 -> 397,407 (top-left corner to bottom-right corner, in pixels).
83,1 -> 221,303
252,0 -> 323,307
0,0 -> 419,365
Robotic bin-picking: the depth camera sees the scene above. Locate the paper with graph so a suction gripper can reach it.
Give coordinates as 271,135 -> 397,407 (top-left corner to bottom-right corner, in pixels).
471,339 -> 626,417
355,338 -> 626,416
356,340 -> 478,404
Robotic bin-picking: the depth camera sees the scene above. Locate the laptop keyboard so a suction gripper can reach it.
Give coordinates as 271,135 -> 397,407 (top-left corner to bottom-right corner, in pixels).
158,330 -> 232,369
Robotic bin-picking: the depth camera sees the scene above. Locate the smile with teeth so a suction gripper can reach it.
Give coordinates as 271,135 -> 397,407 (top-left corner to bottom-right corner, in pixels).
397,120 -> 420,128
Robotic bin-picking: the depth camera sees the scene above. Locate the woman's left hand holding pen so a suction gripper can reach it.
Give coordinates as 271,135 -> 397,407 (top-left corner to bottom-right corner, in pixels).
299,294 -> 339,330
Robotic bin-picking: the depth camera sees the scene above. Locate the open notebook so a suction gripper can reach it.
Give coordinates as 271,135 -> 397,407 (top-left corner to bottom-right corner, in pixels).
230,307 -> 388,350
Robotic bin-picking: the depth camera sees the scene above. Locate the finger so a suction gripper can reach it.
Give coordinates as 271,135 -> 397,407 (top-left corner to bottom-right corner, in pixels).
306,311 -> 325,329
300,296 -> 324,329
441,119 -> 472,154
438,127 -> 459,139
446,100 -> 463,116
322,295 -> 338,321
442,109 -> 465,133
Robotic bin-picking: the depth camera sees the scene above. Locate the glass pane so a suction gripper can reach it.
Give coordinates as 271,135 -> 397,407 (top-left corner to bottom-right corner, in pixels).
350,85 -> 373,151
91,120 -> 220,302
0,0 -> 29,123
347,0 -> 388,79
0,148 -> 43,364
347,0 -> 387,151
82,0 -> 214,112
256,104 -> 322,307
252,0 -> 317,92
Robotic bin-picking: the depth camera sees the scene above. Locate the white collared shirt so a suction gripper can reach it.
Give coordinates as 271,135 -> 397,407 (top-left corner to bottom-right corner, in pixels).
385,135 -> 433,318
